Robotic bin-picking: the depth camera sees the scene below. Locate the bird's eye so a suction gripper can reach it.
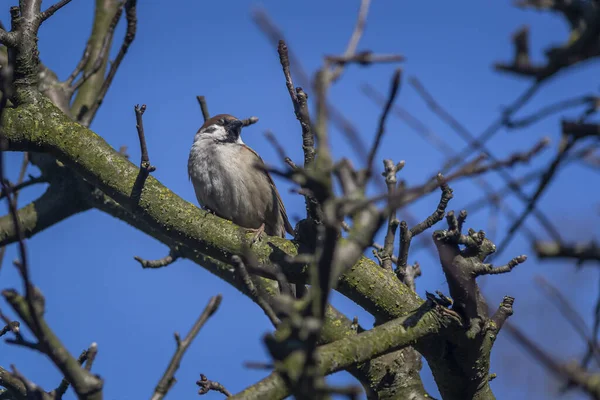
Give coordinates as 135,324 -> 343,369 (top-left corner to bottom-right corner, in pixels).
219,119 -> 226,125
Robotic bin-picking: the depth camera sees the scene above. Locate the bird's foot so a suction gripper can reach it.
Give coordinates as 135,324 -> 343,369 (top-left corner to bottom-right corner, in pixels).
246,223 -> 266,244
203,206 -> 217,215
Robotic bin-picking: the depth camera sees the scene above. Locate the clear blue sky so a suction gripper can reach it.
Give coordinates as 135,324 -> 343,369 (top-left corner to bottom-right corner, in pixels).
1,1 -> 599,399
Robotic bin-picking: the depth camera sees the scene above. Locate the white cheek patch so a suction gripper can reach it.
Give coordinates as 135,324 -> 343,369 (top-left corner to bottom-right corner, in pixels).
212,126 -> 229,141
236,136 -> 245,144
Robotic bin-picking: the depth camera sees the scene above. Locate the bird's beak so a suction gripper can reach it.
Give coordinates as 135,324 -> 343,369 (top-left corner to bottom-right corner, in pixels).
227,119 -> 243,131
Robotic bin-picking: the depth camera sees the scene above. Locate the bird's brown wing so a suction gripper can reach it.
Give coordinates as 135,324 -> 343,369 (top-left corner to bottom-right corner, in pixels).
242,144 -> 294,236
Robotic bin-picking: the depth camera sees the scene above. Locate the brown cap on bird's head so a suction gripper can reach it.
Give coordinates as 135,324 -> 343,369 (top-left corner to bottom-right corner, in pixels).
198,114 -> 240,133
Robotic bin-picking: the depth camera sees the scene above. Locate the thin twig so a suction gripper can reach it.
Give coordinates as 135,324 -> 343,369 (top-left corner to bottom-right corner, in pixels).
151,295 -> 222,400
277,40 -> 315,169
231,255 -> 280,326
534,276 -> 600,366
52,346 -> 91,399
83,0 -> 138,126
0,61 -> 42,343
0,175 -> 45,200
364,82 -> 536,253
326,52 -> 404,66
409,77 -> 561,245
329,0 -> 372,83
65,42 -> 92,87
264,131 -> 291,165
39,0 -> 73,22
581,274 -> 600,371
276,39 -> 319,224
495,136 -> 576,256
506,95 -> 598,129
0,321 -> 20,337
398,174 -> 452,274
197,373 -> 232,397
366,68 -> 402,178
379,159 -> 404,271
197,95 -> 210,122
70,4 -> 124,93
10,364 -> 49,400
0,153 -> 33,272
131,104 -> 156,205
433,79 -> 542,172
134,248 -> 179,269
3,290 -> 103,397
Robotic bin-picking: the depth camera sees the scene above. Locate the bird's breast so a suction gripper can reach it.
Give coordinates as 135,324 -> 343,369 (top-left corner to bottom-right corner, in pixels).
188,141 -> 273,229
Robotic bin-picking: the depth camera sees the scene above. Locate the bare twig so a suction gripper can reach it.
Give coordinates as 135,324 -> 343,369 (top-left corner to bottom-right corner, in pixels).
326,52 -> 404,67
495,2 -> 600,81
398,174 -> 452,274
134,248 -> 179,269
0,175 -> 45,200
52,345 -> 95,399
536,240 -> 600,264
277,40 -> 315,169
329,0 -> 372,83
231,255 -> 280,326
495,136 -> 576,255
3,290 -> 103,398
151,295 -> 222,400
535,276 -> 600,365
10,365 -> 50,400
197,373 -> 231,397
379,159 -> 404,271
83,0 -> 138,126
366,68 -> 402,178
0,308 -> 23,344
562,120 -> 600,140
197,95 -> 210,122
65,42 -> 93,87
0,153 -> 32,272
0,60 -> 43,343
0,321 -> 20,337
409,77 -> 561,246
39,0 -> 73,22
276,39 -> 321,223
69,4 -> 123,94
364,82 -> 539,253
131,104 -> 156,205
264,131 -> 291,165
506,322 -> 600,399
506,95 -> 599,129
438,80 -> 541,171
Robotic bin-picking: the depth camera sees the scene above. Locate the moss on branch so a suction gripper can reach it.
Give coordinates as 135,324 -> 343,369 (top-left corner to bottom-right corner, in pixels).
1,97 -> 421,320
0,97 -> 501,400
232,303 -> 454,400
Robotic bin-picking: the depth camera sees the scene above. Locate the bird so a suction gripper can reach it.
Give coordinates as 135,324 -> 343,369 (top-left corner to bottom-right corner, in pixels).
188,113 -> 294,239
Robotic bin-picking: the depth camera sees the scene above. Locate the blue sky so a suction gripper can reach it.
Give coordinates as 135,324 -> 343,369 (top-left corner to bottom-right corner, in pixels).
1,1 -> 599,399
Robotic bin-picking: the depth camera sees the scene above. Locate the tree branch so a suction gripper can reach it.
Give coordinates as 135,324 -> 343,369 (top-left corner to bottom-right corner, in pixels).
151,295 -> 222,400
3,290 -> 103,400
231,302 -> 458,400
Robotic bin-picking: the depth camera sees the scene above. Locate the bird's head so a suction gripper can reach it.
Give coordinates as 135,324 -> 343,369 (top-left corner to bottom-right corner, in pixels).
197,114 -> 244,144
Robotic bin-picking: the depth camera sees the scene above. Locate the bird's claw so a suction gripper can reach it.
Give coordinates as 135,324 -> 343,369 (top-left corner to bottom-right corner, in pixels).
247,223 -> 266,245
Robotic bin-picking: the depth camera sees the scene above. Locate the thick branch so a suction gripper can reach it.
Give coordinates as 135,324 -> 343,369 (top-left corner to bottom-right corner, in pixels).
0,181 -> 90,247
1,98 -> 425,319
232,303 -> 456,400
86,189 -> 388,394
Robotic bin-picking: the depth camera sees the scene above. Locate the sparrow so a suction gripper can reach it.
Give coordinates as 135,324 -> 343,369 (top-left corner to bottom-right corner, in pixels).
188,114 -> 294,239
